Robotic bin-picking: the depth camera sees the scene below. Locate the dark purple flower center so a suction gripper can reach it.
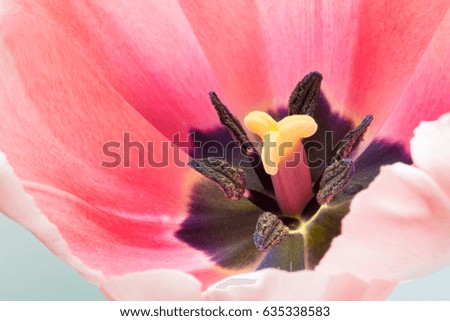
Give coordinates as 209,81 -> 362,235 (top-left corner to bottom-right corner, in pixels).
176,72 -> 411,273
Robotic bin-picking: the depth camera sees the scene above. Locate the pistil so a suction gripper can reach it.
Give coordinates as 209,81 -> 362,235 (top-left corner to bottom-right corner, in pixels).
244,112 -> 318,175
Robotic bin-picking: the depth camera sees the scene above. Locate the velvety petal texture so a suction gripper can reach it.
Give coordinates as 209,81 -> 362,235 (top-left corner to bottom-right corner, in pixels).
0,152 -> 104,284
317,114 -> 450,281
178,0 -> 275,118
0,7 -> 226,286
203,269 -> 397,300
22,0 -> 223,140
254,0 -> 450,136
377,8 -> 450,147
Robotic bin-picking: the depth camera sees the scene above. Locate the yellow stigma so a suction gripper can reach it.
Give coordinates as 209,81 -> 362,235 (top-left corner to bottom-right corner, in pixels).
244,111 -> 318,175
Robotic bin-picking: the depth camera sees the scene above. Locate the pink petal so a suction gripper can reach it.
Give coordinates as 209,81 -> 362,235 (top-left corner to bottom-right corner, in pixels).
377,10 -> 450,148
178,1 -> 275,118
0,11 -> 225,286
23,0 -> 223,140
343,1 -> 449,127
0,152 -> 104,285
255,0 -> 361,109
0,10 -> 187,220
25,181 -> 226,285
203,268 -> 396,300
411,113 -> 450,198
102,270 -> 202,301
317,163 -> 450,281
256,0 -> 450,137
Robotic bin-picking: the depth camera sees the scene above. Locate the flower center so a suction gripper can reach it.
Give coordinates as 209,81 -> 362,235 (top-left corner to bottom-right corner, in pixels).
177,71 -> 409,273
244,111 -> 318,175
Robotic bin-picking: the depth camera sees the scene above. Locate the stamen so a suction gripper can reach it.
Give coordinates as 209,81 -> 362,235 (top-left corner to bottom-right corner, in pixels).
316,158 -> 355,205
188,158 -> 246,201
335,115 -> 373,159
288,72 -> 323,116
209,92 -> 254,154
208,92 -> 274,192
253,212 -> 289,252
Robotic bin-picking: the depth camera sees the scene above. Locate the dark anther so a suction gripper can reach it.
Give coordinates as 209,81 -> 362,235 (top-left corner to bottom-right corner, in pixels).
188,158 -> 246,201
253,212 -> 289,252
208,92 -> 254,154
335,115 -> 373,159
316,158 -> 355,205
208,92 -> 274,192
288,72 -> 323,116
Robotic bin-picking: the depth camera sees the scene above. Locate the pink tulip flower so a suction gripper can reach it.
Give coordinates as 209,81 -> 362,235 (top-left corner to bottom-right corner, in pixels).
0,1 -> 449,300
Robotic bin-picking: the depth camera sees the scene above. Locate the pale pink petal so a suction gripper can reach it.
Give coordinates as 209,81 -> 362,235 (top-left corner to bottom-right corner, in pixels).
256,0 -> 450,137
203,269 -> 396,300
0,11 -> 226,286
377,10 -> 450,148
0,0 -> 20,15
411,113 -> 450,198
23,0 -> 222,140
317,163 -> 450,281
102,270 -> 202,301
0,152 -> 105,285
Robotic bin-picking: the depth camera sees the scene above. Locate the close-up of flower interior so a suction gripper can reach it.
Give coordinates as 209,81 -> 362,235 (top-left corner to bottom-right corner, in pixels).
0,0 -> 449,301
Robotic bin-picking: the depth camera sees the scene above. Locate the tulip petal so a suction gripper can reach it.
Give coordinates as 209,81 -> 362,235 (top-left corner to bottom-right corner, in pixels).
343,1 -> 449,128
0,152 -> 105,285
29,0 -> 450,144
255,0 -> 450,137
178,0 -> 275,117
317,115 -> 450,281
102,270 -> 202,301
22,0 -> 224,140
203,269 -> 397,300
410,114 -> 450,198
0,11 -> 188,220
377,10 -> 450,148
317,163 -> 450,281
0,11 -> 226,286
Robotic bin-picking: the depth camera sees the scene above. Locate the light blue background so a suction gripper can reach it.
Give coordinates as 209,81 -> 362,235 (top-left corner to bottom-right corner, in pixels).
1,214 -> 449,300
